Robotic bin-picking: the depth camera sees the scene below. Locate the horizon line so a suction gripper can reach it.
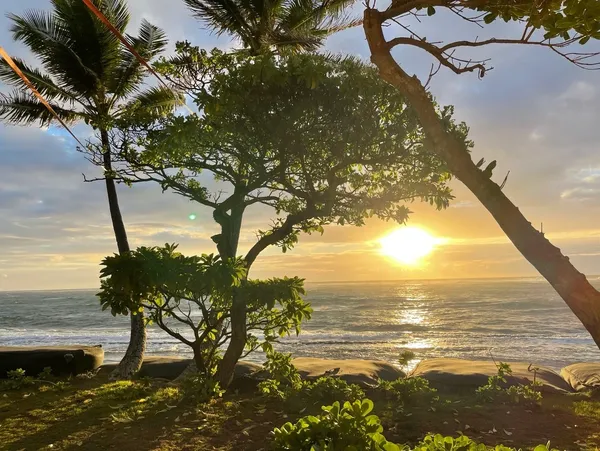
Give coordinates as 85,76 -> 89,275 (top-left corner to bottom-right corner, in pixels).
3,274 -> 599,292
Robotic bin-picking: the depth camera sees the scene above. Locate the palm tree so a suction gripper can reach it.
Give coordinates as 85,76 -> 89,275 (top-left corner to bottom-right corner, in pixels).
0,0 -> 182,379
183,0 -> 359,55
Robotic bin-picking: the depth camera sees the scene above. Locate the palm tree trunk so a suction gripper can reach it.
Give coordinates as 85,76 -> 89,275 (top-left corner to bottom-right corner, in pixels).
363,9 -> 600,349
100,129 -> 146,379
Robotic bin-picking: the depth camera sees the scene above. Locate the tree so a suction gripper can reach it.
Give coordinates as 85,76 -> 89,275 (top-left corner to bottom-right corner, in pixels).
361,1 -> 600,347
97,244 -> 312,380
183,0 -> 358,54
0,0 -> 182,378
112,49 -> 464,386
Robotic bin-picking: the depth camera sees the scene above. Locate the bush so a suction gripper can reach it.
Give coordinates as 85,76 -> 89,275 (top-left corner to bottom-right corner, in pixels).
258,351 -> 364,406
180,373 -> 224,404
376,377 -> 436,405
413,435 -> 558,451
99,246 -> 311,381
272,400 -> 560,451
302,377 -> 365,405
476,362 -> 542,406
0,367 -> 66,392
272,399 -> 402,451
1,368 -> 35,391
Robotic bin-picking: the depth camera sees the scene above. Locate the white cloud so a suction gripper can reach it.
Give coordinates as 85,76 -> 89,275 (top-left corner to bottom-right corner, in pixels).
559,81 -> 597,103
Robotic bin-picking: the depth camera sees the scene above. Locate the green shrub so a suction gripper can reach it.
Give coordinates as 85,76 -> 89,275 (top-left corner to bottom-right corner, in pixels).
413,435 -> 557,451
272,399 -> 560,451
302,377 -> 365,405
1,368 -> 35,391
258,351 -> 302,400
1,367 -> 62,391
272,399 -> 402,451
36,367 -> 54,381
180,373 -> 224,403
258,351 -> 364,405
376,377 -> 436,405
476,362 -> 542,406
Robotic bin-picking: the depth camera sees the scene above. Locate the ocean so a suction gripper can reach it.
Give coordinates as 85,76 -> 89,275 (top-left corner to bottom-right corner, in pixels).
1,278 -> 599,371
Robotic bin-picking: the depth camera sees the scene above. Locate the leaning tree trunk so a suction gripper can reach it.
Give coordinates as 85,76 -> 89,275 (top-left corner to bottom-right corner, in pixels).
100,129 -> 146,379
363,8 -> 600,349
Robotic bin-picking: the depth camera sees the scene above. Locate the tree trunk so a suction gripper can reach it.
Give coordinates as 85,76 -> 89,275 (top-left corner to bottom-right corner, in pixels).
363,8 -> 600,349
213,203 -> 248,388
216,287 -> 247,388
100,129 -> 146,379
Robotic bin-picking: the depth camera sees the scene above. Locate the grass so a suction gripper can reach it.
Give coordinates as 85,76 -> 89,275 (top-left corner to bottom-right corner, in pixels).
2,375 -> 600,450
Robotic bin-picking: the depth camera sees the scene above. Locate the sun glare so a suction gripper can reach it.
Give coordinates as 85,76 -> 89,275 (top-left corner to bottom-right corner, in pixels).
379,227 -> 444,265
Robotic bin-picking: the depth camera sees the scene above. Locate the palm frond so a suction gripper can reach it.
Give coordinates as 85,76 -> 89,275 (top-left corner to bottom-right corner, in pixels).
94,0 -> 130,32
184,0 -> 254,43
107,20 -> 168,101
0,90 -> 81,125
134,19 -> 168,59
313,0 -> 362,34
8,9 -> 100,97
281,0 -> 358,34
185,0 -> 356,53
0,57 -> 86,107
266,30 -> 323,52
123,86 -> 184,120
51,0 -> 126,87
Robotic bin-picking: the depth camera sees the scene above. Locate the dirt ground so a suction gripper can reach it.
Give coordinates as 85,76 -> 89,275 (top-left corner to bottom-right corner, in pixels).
1,375 -> 600,450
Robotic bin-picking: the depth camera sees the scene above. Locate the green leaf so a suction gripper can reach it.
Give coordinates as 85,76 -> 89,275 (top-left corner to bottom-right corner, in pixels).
360,398 -> 374,416
483,13 -> 496,24
580,35 -> 591,44
427,6 -> 436,16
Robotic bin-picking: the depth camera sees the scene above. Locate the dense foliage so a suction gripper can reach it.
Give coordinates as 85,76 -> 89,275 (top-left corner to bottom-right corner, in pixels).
272,398 -> 560,451
258,351 -> 364,406
121,48 -> 460,265
273,399 -> 402,451
98,245 -> 312,377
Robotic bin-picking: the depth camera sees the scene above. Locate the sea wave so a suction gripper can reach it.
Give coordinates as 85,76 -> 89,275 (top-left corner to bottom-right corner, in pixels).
1,279 -> 599,369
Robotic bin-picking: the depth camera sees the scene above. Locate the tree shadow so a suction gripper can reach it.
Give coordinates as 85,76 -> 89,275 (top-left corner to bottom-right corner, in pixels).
5,378 -> 184,451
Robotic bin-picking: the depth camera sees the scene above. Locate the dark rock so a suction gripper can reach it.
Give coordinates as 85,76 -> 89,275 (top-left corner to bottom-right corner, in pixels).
0,345 -> 104,378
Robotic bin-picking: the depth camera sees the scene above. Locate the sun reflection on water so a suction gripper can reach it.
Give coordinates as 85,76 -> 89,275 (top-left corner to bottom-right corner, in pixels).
397,310 -> 426,325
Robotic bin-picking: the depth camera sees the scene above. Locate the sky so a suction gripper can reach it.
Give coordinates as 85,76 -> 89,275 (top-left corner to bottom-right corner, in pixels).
1,1 -> 600,290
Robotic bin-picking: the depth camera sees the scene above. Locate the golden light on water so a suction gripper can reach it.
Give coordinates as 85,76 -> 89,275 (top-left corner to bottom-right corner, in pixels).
379,227 -> 446,265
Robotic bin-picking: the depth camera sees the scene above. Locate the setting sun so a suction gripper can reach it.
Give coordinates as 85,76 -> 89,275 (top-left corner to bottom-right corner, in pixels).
379,227 -> 445,265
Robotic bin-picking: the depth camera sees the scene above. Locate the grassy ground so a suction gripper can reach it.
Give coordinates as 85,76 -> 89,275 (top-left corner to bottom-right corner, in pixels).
1,374 -> 600,450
